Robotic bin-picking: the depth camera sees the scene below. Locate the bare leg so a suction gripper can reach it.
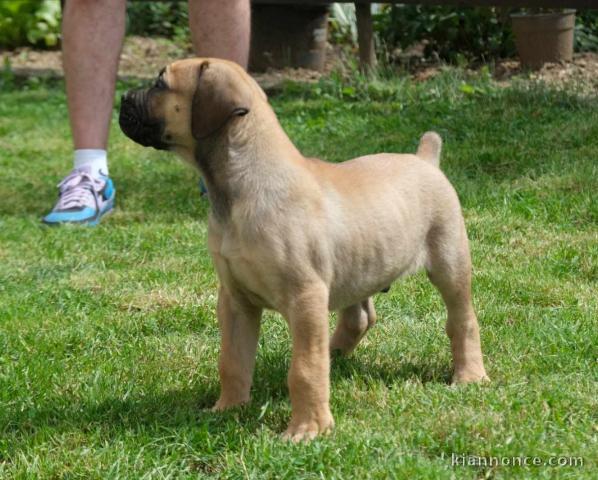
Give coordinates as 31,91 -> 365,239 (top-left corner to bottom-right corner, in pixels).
188,0 -> 250,68
283,284 -> 334,442
330,298 -> 376,355
62,0 -> 126,149
427,227 -> 488,384
212,288 -> 262,410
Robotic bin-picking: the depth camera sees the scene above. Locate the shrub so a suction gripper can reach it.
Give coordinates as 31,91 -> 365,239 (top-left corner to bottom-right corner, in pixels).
375,6 -> 598,63
126,0 -> 189,41
0,0 -> 61,49
575,10 -> 598,52
374,5 -> 515,63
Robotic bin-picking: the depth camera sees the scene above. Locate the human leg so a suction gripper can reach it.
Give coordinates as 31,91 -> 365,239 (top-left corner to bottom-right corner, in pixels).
43,0 -> 126,225
188,0 -> 250,69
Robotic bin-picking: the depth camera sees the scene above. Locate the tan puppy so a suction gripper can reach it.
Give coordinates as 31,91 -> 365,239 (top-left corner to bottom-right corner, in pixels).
119,58 -> 489,441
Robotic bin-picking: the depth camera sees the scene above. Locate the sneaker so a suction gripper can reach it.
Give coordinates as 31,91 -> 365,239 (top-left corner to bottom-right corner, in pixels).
42,167 -> 115,226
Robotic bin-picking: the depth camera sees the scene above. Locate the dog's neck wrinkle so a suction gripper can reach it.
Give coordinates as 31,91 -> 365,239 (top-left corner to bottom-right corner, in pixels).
195,111 -> 308,226
195,135 -> 234,222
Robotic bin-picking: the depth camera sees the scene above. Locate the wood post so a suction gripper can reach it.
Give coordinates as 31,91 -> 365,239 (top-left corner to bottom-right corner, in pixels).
355,2 -> 377,73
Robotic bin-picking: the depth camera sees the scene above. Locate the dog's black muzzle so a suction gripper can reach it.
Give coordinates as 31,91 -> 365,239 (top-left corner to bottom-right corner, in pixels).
119,89 -> 168,151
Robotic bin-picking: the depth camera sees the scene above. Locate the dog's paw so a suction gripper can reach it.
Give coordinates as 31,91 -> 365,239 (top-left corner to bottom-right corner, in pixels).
452,368 -> 490,385
211,396 -> 249,412
329,331 -> 363,356
281,408 -> 334,442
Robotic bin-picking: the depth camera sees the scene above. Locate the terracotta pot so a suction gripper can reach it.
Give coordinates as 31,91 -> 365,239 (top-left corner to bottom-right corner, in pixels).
511,10 -> 576,69
250,5 -> 328,72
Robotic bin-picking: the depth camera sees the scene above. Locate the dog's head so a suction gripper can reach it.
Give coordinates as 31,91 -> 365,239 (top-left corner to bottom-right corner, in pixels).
119,58 -> 265,154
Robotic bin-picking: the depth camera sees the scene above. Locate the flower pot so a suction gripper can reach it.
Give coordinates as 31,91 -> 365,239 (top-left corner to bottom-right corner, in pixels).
511,10 -> 576,69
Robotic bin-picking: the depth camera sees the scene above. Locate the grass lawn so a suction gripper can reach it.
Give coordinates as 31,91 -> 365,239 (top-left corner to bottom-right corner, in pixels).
0,70 -> 596,479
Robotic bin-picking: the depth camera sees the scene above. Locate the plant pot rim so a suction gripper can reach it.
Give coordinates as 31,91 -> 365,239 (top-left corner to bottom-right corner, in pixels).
510,9 -> 576,19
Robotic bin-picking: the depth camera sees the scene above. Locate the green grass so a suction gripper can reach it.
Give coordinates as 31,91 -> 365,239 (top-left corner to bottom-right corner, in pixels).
0,70 -> 596,479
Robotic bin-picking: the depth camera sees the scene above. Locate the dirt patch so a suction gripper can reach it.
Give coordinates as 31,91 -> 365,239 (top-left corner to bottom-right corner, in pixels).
2,36 -> 598,94
1,35 -> 325,92
493,52 -> 598,95
1,36 -> 190,80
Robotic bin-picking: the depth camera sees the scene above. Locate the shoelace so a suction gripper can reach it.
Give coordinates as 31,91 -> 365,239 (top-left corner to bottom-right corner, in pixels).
55,170 -> 106,211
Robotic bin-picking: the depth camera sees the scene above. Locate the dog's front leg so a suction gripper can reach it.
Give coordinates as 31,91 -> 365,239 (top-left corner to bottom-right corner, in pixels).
212,287 -> 262,411
283,283 -> 334,442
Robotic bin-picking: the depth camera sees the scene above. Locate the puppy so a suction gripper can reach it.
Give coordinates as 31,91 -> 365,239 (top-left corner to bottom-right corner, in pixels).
119,59 -> 488,441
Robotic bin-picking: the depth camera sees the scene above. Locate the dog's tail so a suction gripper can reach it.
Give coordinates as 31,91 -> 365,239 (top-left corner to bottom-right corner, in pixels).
416,131 -> 442,168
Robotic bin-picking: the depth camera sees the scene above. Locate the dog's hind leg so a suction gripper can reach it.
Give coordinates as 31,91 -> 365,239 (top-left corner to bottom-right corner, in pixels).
330,298 -> 376,355
426,223 -> 489,384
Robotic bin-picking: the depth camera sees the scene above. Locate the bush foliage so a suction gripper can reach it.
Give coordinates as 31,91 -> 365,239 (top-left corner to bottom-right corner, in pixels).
374,6 -> 598,62
126,0 -> 189,41
576,10 -> 598,52
0,0 -> 61,49
374,5 -> 515,62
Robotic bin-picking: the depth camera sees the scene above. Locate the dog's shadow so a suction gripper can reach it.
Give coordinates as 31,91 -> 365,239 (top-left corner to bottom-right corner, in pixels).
7,350 -> 450,445
330,353 -> 451,386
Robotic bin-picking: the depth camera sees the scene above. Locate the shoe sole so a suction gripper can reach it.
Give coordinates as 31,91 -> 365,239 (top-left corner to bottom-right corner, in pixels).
42,197 -> 115,226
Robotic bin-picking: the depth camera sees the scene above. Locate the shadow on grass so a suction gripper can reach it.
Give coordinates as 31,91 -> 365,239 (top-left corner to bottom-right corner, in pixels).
5,349 -> 450,446
331,354 -> 451,386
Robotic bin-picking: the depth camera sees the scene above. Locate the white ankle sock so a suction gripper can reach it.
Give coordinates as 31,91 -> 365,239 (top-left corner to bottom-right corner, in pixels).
73,149 -> 109,178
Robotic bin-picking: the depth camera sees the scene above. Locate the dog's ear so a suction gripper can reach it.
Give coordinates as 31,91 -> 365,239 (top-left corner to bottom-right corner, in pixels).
191,61 -> 251,140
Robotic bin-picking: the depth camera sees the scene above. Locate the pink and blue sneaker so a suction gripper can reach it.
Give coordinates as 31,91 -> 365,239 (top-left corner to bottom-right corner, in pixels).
42,167 -> 115,226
